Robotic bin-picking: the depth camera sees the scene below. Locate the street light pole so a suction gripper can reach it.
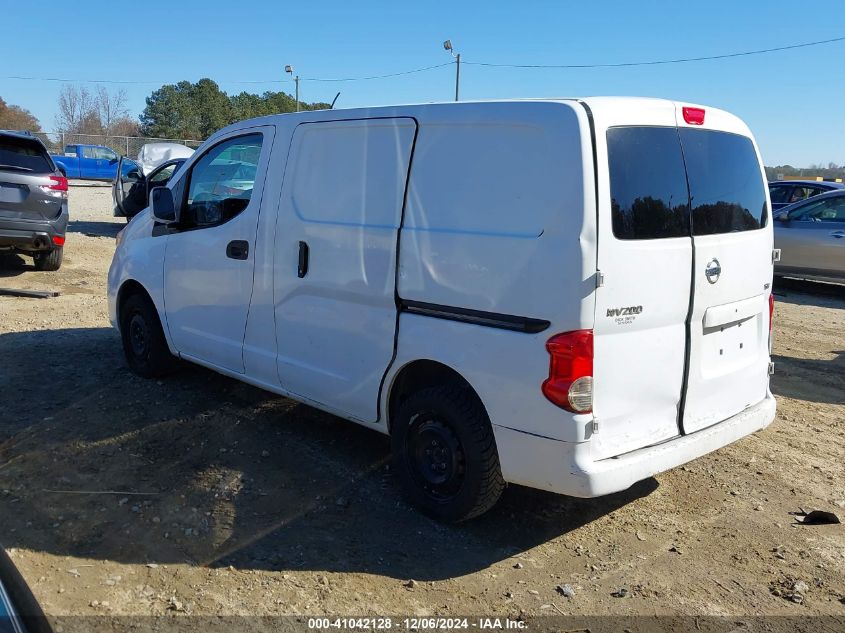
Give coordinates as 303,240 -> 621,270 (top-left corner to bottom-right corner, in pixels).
443,40 -> 460,101
285,65 -> 300,112
454,52 -> 461,101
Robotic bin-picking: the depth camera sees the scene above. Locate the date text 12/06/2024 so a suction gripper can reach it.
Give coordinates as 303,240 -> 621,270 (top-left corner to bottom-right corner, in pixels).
307,617 -> 527,630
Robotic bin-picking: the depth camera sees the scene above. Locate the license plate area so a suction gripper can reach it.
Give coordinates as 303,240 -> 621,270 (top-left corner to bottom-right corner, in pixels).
700,314 -> 761,378
0,182 -> 28,204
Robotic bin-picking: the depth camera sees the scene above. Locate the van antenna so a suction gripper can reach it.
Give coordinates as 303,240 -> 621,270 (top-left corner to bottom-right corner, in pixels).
330,92 -> 341,109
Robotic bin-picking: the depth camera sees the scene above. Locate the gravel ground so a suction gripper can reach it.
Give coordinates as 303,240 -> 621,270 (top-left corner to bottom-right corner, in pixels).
0,184 -> 843,631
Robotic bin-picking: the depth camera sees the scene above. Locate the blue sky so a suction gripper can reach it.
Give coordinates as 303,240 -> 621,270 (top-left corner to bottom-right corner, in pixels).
1,1 -> 843,166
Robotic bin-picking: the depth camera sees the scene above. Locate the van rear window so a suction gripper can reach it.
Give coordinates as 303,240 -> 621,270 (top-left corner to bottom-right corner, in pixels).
607,126 -> 767,240
679,129 -> 767,235
607,127 -> 690,240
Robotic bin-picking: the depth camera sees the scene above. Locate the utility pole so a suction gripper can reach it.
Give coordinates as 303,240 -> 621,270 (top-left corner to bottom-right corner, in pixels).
285,65 -> 300,112
443,40 -> 460,101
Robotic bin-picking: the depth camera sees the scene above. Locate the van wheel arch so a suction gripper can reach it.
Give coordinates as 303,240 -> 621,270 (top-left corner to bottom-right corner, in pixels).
117,279 -> 154,323
387,360 -> 487,432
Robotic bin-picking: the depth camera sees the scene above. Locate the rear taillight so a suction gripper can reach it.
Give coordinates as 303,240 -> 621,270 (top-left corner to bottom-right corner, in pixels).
542,330 -> 593,413
768,293 -> 774,332
48,175 -> 68,191
40,175 -> 68,198
682,107 -> 705,125
52,235 -> 65,246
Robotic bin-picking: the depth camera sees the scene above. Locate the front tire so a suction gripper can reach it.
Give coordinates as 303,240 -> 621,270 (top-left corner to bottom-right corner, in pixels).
119,293 -> 177,378
33,247 -> 63,271
391,384 -> 505,522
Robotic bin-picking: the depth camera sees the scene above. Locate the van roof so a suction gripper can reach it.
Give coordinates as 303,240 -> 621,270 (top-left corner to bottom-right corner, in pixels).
210,96 -> 744,141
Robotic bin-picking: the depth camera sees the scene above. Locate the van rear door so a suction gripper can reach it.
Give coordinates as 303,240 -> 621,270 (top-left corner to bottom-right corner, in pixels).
675,109 -> 772,434
588,100 -> 693,460
586,99 -> 772,459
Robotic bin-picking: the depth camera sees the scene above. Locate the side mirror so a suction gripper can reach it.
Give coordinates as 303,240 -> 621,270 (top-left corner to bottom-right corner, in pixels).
774,211 -> 789,222
150,187 -> 176,223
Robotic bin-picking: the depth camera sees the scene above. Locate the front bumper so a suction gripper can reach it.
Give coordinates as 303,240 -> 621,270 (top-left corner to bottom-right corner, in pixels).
0,207 -> 69,251
493,391 -> 776,498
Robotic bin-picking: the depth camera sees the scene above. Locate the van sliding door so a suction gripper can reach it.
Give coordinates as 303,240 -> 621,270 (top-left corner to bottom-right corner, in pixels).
273,118 -> 417,422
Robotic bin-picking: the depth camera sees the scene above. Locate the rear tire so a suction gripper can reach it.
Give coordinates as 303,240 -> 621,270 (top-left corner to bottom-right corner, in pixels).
391,384 -> 505,522
33,247 -> 63,271
119,293 -> 177,378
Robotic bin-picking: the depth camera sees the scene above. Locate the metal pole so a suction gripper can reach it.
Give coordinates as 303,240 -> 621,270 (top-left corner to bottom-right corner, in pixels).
125,136 -> 129,156
455,53 -> 461,101
295,76 -> 300,112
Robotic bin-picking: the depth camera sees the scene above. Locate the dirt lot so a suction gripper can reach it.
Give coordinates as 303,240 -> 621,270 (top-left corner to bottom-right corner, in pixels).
0,184 -> 843,629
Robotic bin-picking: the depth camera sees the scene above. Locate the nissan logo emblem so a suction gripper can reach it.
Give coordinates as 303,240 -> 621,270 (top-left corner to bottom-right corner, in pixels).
705,258 -> 722,284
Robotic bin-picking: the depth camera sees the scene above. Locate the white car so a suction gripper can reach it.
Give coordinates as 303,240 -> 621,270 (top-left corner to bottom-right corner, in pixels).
108,98 -> 777,521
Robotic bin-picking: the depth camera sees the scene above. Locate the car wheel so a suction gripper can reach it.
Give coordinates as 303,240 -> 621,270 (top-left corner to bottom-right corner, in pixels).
33,247 -> 63,271
120,293 -> 177,378
391,383 -> 505,522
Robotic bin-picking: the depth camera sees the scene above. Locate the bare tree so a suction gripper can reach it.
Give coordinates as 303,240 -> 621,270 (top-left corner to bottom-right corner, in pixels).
55,85 -> 95,133
95,86 -> 129,132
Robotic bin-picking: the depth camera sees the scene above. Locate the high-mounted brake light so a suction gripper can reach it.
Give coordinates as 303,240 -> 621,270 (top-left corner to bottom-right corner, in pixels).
682,107 -> 706,125
542,330 -> 593,413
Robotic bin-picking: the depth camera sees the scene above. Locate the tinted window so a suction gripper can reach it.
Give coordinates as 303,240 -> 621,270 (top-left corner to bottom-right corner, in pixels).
607,127 -> 690,240
185,134 -> 263,227
0,136 -> 53,173
769,185 -> 790,204
679,129 -> 767,235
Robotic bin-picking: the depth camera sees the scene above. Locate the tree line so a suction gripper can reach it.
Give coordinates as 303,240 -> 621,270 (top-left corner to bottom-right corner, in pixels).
1,78 -> 328,142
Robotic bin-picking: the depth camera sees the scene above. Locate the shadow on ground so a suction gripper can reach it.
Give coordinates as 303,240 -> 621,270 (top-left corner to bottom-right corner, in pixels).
773,276 -> 845,308
68,220 -> 122,239
0,327 -> 656,581
0,253 -> 28,277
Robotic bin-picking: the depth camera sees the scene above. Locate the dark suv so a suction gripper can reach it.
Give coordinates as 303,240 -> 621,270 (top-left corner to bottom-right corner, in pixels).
0,130 -> 68,270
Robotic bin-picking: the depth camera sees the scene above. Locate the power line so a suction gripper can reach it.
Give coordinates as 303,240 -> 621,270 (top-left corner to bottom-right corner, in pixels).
2,34 -> 843,87
464,34 -> 845,69
1,63 -> 452,86
301,62 -> 453,82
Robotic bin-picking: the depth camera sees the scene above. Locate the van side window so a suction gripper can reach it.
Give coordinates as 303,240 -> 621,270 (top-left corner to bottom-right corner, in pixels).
679,129 -> 767,235
183,133 -> 263,227
607,127 -> 690,240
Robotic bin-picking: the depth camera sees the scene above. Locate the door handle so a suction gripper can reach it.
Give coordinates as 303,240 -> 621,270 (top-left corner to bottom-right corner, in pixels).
298,241 -> 309,278
226,240 -> 249,260
831,231 -> 845,239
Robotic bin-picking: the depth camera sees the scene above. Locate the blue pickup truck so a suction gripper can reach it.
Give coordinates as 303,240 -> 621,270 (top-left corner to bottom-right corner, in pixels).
51,144 -> 121,180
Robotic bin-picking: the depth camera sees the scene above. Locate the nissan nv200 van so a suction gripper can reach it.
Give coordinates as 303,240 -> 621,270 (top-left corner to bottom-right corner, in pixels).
108,98 -> 776,521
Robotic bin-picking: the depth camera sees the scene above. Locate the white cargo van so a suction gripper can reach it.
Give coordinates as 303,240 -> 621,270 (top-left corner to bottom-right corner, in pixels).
108,98 -> 777,521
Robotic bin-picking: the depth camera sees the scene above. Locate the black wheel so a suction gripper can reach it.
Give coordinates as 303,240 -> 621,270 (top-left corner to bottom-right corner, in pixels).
119,293 -> 177,378
391,384 -> 505,522
33,247 -> 63,271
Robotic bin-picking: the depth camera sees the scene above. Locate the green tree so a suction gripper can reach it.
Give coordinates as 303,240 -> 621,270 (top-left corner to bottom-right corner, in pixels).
141,80 -> 330,139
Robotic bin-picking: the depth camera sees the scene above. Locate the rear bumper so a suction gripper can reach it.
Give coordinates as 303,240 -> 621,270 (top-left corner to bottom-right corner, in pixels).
0,207 -> 68,251
493,391 -> 776,497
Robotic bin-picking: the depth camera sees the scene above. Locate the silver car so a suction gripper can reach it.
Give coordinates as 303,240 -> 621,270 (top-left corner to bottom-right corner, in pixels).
774,189 -> 845,283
